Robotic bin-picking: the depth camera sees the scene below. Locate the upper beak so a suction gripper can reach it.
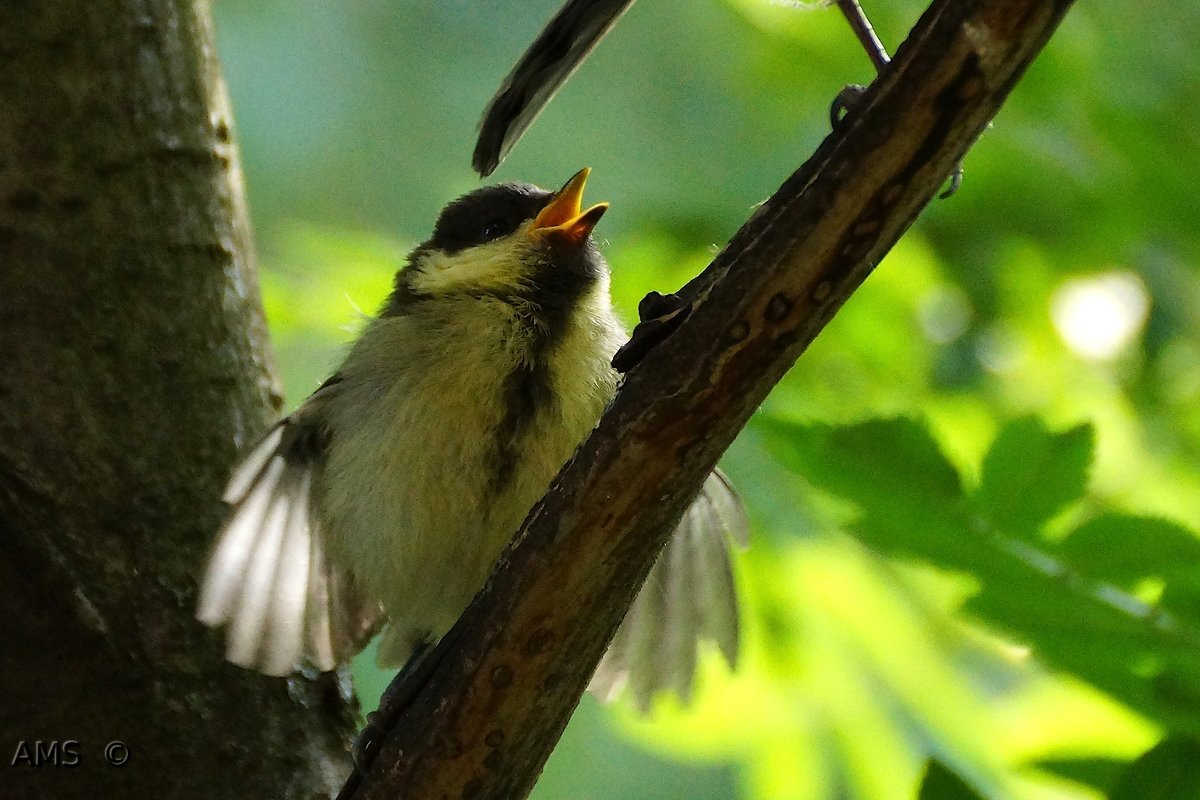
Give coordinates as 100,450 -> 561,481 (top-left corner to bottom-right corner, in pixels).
531,168 -> 609,245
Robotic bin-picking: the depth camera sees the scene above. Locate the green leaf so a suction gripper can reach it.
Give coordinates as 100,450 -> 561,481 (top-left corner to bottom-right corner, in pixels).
1109,737 -> 1200,800
1161,571 -> 1200,628
757,416 -> 962,518
1031,757 -> 1126,792
758,417 -> 981,569
762,415 -> 1200,736
917,760 -> 987,800
961,562 -> 1199,724
973,417 -> 1093,538
1059,515 -> 1200,586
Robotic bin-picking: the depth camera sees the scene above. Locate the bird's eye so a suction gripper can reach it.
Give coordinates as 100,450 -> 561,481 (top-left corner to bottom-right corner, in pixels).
480,218 -> 509,242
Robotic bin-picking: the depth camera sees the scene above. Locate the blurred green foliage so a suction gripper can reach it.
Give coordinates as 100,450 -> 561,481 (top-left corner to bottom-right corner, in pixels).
211,0 -> 1200,797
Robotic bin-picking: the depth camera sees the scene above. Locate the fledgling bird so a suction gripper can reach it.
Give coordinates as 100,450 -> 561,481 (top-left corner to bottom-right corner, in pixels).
197,169 -> 747,709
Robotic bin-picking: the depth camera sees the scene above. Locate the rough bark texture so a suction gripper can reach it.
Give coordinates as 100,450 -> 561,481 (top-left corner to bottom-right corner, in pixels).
0,2 -> 357,798
344,0 -> 1076,798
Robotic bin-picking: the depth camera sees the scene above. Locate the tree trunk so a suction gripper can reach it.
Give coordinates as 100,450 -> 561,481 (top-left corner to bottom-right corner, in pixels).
0,2 -> 356,798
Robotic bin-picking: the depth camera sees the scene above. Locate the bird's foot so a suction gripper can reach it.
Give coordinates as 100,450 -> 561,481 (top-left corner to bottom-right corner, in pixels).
939,165 -> 964,199
612,291 -> 692,373
829,83 -> 868,131
350,641 -> 432,769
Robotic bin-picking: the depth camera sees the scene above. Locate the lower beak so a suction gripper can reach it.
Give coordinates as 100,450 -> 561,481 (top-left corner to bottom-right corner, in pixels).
531,168 -> 609,245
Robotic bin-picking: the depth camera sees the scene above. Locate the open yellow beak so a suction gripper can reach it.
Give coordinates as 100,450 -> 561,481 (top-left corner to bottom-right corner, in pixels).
531,168 -> 609,245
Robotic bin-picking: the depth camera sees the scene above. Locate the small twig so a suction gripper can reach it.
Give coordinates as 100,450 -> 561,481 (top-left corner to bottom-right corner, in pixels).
833,1 -> 967,197
835,0 -> 891,72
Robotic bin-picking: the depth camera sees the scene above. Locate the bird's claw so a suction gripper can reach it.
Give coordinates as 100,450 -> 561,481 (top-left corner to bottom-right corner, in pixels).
830,84 -> 868,130
939,165 -> 964,199
351,715 -> 381,768
349,641 -> 431,772
611,291 -> 692,374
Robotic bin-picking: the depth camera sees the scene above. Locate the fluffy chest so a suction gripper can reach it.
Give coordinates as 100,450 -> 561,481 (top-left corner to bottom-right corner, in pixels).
317,293 -> 624,640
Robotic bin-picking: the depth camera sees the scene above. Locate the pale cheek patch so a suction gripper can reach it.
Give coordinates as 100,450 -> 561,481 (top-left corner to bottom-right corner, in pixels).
410,224 -> 538,296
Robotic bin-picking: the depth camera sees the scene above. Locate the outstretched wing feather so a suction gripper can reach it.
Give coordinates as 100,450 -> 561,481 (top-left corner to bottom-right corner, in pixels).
589,470 -> 747,709
197,384 -> 380,675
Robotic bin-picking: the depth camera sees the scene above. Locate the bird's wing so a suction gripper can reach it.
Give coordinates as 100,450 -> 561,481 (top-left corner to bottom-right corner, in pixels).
196,379 -> 383,676
589,469 -> 749,710
473,0 -> 637,176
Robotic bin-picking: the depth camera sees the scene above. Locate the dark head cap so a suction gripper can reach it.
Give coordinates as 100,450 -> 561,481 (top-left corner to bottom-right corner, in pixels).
428,168 -> 608,255
429,182 -> 552,255
385,170 -> 610,313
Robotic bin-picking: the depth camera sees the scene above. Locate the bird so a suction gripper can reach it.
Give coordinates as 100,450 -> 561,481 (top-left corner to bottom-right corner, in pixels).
472,0 -> 891,177
196,168 -> 747,709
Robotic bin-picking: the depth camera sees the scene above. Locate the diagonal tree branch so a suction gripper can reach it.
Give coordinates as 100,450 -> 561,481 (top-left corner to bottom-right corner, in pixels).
345,0 -> 1075,797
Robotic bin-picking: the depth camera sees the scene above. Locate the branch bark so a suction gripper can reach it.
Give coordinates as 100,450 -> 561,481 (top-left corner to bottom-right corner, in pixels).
345,0 -> 1075,798
0,2 -> 356,797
